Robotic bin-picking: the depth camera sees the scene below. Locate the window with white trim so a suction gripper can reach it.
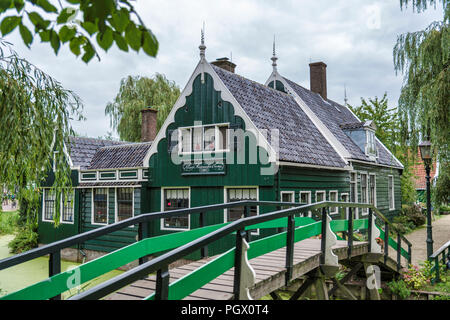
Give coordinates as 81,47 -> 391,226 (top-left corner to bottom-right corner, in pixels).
61,190 -> 74,223
369,174 -> 376,207
281,191 -> 295,204
316,191 -> 326,202
366,130 -> 376,156
299,191 -> 312,217
350,172 -> 358,217
329,191 -> 338,215
43,189 -> 56,221
117,188 -> 133,222
162,188 -> 190,230
360,173 -> 369,215
388,175 -> 395,210
93,188 -> 108,224
225,188 -> 257,222
341,193 -> 349,219
179,124 -> 230,153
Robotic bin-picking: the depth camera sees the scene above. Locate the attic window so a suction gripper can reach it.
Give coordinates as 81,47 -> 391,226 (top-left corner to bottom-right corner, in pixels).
366,130 -> 377,157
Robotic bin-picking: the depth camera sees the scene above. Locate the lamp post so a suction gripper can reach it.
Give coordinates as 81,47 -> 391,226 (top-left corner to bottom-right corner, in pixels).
419,140 -> 433,259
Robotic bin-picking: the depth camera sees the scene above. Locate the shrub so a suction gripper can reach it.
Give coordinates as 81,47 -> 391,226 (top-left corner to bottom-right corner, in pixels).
8,226 -> 38,254
387,280 -> 411,300
402,264 -> 431,290
400,204 -> 426,228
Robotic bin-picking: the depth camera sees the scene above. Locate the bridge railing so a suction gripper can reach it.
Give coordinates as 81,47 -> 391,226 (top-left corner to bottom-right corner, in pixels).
62,201 -> 411,300
429,240 -> 450,283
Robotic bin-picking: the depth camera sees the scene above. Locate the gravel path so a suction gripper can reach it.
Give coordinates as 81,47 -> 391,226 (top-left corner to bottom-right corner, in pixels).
405,214 -> 450,266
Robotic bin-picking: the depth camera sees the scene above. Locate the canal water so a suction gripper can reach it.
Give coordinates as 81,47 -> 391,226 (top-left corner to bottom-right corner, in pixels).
0,234 -> 123,299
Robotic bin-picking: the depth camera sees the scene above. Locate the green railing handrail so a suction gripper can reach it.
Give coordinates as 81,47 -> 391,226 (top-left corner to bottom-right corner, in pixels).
68,201 -> 410,300
430,240 -> 450,283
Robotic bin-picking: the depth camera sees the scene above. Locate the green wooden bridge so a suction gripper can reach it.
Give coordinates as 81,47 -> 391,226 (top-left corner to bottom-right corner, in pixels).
0,201 -> 412,300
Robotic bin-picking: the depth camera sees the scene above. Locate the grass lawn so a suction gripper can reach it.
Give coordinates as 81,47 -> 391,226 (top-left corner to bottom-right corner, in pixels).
0,210 -> 19,235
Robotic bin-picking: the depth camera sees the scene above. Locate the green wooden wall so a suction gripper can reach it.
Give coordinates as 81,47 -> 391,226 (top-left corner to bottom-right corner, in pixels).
352,162 -> 402,220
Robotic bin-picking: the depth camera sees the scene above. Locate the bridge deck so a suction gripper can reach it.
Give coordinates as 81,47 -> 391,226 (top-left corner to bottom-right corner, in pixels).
106,239 -> 371,300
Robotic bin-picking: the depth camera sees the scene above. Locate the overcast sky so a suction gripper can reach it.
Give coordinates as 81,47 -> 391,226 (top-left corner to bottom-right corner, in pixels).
6,0 -> 444,139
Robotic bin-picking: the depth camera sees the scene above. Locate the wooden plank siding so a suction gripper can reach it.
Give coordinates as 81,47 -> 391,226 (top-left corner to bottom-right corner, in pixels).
79,188 -> 140,253
351,163 -> 402,221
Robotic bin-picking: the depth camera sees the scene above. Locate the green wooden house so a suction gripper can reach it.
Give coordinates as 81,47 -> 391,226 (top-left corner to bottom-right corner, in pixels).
38,40 -> 403,259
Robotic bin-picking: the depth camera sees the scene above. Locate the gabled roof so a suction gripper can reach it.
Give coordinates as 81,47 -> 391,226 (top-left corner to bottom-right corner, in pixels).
282,78 -> 403,169
212,65 -> 347,168
67,136 -> 151,170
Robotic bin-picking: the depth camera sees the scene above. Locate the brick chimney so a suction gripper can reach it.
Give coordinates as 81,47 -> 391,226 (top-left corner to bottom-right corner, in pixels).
141,107 -> 158,142
211,57 -> 236,73
309,61 -> 327,100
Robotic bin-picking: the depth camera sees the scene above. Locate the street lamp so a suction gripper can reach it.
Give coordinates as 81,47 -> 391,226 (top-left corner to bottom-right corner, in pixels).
419,139 -> 433,259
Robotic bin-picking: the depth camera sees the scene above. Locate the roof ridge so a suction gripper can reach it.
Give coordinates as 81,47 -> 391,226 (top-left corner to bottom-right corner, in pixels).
210,64 -> 293,98
97,141 -> 152,150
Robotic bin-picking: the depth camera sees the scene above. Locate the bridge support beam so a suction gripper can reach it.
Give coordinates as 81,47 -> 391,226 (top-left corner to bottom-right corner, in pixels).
328,262 -> 362,298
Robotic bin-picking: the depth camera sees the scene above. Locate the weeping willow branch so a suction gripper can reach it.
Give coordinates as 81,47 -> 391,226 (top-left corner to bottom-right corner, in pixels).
0,40 -> 84,229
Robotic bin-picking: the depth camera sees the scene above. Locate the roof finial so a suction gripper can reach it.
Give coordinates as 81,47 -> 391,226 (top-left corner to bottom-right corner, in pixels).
271,35 -> 278,71
199,22 -> 206,60
344,84 -> 348,106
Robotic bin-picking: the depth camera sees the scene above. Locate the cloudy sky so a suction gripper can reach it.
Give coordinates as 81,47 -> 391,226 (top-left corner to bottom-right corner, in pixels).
6,0 -> 444,139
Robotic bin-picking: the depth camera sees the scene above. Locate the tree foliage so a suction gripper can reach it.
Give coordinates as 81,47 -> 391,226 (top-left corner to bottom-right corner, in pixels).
105,74 -> 180,142
348,94 -> 417,205
0,40 -> 83,229
348,93 -> 400,154
0,0 -> 158,63
393,0 -> 449,157
394,0 -> 449,205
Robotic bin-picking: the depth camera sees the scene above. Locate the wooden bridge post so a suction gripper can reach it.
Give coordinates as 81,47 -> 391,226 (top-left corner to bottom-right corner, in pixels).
199,212 -> 209,258
138,222 -> 150,265
347,208 -> 353,258
384,222 -> 389,265
49,250 -> 61,300
155,266 -> 170,300
285,214 -> 295,286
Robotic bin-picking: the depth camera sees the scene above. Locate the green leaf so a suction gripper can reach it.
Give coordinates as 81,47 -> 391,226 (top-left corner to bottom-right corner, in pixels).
0,1 -> 13,14
81,21 -> 97,35
1,15 -> 21,36
13,0 -> 24,13
113,32 -> 128,52
57,7 -> 77,24
50,30 -> 60,54
142,30 -> 158,57
111,7 -> 129,33
69,36 -> 83,56
19,23 -> 33,47
28,11 -> 50,31
59,25 -> 76,43
96,27 -> 113,51
39,29 -> 50,42
36,0 -> 57,13
81,41 -> 96,63
125,22 -> 141,52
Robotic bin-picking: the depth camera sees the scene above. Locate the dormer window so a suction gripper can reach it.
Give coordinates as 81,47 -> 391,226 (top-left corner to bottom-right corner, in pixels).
366,129 -> 376,157
340,120 -> 378,160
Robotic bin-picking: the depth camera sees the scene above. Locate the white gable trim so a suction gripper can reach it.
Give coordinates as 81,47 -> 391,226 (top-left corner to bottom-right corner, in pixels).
143,60 -> 277,166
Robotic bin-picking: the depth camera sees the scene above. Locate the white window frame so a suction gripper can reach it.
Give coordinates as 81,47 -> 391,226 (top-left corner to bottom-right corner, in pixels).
115,187 -> 135,224
60,189 -> 75,225
299,191 -> 312,217
388,175 -> 395,211
315,190 -> 326,203
42,188 -> 56,223
369,173 -> 377,208
360,172 -> 369,216
328,190 -> 339,215
42,188 -> 75,224
160,187 -> 191,231
350,171 -> 359,218
91,188 -> 109,226
224,186 -> 259,236
280,191 -> 295,203
178,123 -> 230,155
341,193 -> 350,219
